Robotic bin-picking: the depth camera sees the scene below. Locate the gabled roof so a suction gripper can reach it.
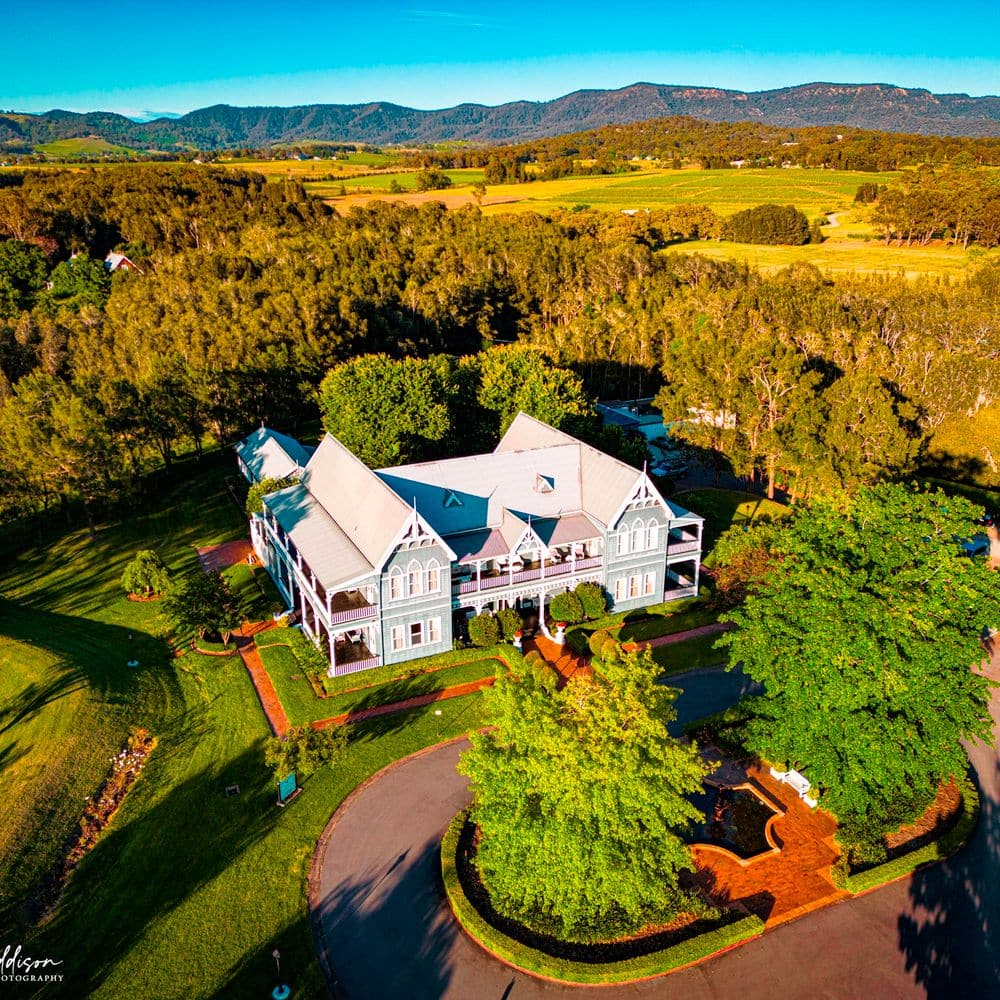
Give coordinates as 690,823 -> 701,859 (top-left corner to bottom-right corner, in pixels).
496,412 -> 639,526
266,482 -> 373,592
236,427 -> 313,483
302,434 -> 413,567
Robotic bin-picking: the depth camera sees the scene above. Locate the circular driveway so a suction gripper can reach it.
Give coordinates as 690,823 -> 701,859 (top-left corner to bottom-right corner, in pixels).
311,657 -> 1000,999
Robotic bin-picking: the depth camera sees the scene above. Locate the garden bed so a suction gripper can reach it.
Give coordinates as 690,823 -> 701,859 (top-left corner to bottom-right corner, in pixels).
834,777 -> 979,894
192,639 -> 238,656
27,730 -> 156,923
441,812 -> 764,984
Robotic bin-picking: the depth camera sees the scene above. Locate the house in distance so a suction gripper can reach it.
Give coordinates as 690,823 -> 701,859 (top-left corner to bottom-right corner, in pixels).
237,413 -> 703,676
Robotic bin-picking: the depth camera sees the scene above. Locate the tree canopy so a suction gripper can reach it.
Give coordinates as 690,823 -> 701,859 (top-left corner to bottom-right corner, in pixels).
719,483 -> 999,834
166,570 -> 242,642
458,644 -> 708,939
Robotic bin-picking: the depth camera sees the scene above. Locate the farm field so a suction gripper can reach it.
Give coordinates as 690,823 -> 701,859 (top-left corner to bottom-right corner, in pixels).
309,166 -> 485,197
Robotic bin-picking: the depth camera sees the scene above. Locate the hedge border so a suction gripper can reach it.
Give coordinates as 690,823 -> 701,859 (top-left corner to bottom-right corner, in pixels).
440,812 -> 764,985
833,776 -> 980,894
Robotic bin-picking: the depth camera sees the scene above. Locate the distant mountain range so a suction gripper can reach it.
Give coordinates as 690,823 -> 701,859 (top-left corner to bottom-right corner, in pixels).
3,82 -> 1000,151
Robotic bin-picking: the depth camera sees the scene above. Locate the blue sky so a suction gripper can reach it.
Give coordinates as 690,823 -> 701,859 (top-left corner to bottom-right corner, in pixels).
3,1 -> 999,116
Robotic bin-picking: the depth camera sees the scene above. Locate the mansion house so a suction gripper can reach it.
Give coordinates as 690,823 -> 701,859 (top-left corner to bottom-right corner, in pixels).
237,412 -> 703,676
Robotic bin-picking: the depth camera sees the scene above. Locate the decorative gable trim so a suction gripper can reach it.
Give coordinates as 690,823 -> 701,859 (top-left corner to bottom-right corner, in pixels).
374,505 -> 457,572
608,471 -> 669,529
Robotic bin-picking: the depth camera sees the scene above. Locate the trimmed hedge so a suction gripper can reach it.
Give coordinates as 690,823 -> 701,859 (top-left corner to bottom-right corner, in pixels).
440,813 -> 764,985
833,777 -> 980,894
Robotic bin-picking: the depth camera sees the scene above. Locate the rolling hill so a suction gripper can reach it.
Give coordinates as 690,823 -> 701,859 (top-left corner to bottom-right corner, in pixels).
2,81 -> 1000,152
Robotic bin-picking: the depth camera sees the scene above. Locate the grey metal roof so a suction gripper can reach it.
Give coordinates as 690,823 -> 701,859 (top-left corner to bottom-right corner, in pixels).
303,435 -> 412,566
265,483 -> 373,591
236,427 -> 313,483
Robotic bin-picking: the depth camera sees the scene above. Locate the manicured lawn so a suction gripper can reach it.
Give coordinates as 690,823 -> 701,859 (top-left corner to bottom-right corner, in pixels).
1,448 -> 488,997
256,634 -> 505,726
651,633 -> 728,676
0,451 -> 243,936
565,596 -> 712,652
674,488 -> 788,565
222,561 -> 284,622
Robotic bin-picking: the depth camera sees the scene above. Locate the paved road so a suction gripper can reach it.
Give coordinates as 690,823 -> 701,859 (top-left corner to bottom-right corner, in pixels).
311,655 -> 1000,999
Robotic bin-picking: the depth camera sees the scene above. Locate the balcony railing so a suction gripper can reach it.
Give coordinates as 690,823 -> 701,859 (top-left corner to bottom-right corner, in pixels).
329,604 -> 378,626
663,585 -> 698,601
667,537 -> 700,555
454,555 -> 603,595
331,654 -> 381,677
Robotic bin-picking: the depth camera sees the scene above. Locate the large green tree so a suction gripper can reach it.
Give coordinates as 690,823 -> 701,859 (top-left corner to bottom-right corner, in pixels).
458,645 -> 708,939
166,570 -> 242,642
720,483 -> 998,835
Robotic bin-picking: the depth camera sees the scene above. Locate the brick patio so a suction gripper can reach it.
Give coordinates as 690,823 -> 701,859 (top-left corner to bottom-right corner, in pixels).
690,763 -> 848,927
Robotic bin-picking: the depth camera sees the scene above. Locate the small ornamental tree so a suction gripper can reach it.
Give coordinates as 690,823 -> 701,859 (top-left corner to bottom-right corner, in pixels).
245,476 -> 294,517
710,519 -> 783,608
720,483 -> 999,840
121,550 -> 170,597
573,581 -> 607,620
265,724 -> 348,779
496,607 -> 522,641
547,591 -> 584,625
467,612 -> 501,648
166,570 -> 242,642
459,644 -> 708,940
588,628 -> 612,658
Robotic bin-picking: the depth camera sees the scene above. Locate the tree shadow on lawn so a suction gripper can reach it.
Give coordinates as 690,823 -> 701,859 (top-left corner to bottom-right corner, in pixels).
0,598 -> 174,707
897,760 -> 1000,997
0,669 -> 86,737
345,690 -> 486,746
34,742 -> 279,998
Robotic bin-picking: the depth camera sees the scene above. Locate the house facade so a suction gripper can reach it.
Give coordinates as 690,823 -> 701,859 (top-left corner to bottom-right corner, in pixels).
240,413 -> 703,677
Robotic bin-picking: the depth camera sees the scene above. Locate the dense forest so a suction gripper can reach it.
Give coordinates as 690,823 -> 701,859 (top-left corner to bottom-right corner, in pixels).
409,116 -> 1000,175
0,165 -> 996,527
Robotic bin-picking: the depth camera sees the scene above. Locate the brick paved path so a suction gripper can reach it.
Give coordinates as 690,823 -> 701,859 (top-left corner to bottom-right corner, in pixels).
234,621 -> 289,738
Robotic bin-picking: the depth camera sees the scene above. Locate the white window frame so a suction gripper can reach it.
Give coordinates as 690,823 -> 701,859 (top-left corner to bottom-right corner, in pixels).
629,575 -> 640,598
409,621 -> 424,647
643,571 -> 655,595
646,518 -> 659,551
426,558 -> 441,593
389,567 -> 404,601
428,616 -> 441,643
390,625 -> 404,652
407,559 -> 423,597
631,521 -> 644,553
614,578 -> 625,602
617,525 -> 630,556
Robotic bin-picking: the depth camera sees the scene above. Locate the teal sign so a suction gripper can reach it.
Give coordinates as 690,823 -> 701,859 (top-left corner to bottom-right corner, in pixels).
277,773 -> 297,804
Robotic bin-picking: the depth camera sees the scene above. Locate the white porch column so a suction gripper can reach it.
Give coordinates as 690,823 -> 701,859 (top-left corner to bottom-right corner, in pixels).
327,622 -> 337,677
693,559 -> 700,596
476,562 -> 482,590
300,588 -> 309,634
326,589 -> 332,618
539,548 -> 545,580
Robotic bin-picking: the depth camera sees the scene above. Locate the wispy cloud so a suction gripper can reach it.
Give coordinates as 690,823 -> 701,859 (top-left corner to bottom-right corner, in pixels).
399,8 -> 499,28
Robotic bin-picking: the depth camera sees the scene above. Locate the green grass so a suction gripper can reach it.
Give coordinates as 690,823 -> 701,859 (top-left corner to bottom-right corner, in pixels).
650,633 -> 728,675
36,137 -> 136,157
674,488 -> 789,565
312,167 -> 485,197
0,449 -> 489,997
256,634 -> 505,726
440,812 -> 764,984
564,596 -> 711,654
221,561 -> 284,622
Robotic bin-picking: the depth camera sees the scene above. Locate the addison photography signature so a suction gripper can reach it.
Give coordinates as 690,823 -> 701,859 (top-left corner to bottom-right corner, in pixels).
0,944 -> 64,984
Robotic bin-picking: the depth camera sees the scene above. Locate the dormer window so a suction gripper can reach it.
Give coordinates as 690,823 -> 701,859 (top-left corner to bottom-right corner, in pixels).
534,474 -> 554,494
443,489 -> 463,508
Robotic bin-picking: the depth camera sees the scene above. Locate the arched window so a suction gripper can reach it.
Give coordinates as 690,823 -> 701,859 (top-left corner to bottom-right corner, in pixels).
646,518 -> 659,551
389,567 -> 404,601
631,521 -> 644,553
407,559 -> 423,597
617,525 -> 630,556
426,558 -> 441,593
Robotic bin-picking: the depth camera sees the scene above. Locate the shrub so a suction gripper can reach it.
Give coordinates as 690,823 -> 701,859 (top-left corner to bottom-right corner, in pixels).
574,581 -> 606,620
548,591 -> 584,625
496,607 -> 522,640
121,550 -> 170,596
468,612 -> 501,647
246,476 -> 294,516
588,628 -> 611,657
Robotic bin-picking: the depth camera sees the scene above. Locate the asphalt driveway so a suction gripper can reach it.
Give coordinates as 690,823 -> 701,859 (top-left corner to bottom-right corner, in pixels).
311,654 -> 1000,999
